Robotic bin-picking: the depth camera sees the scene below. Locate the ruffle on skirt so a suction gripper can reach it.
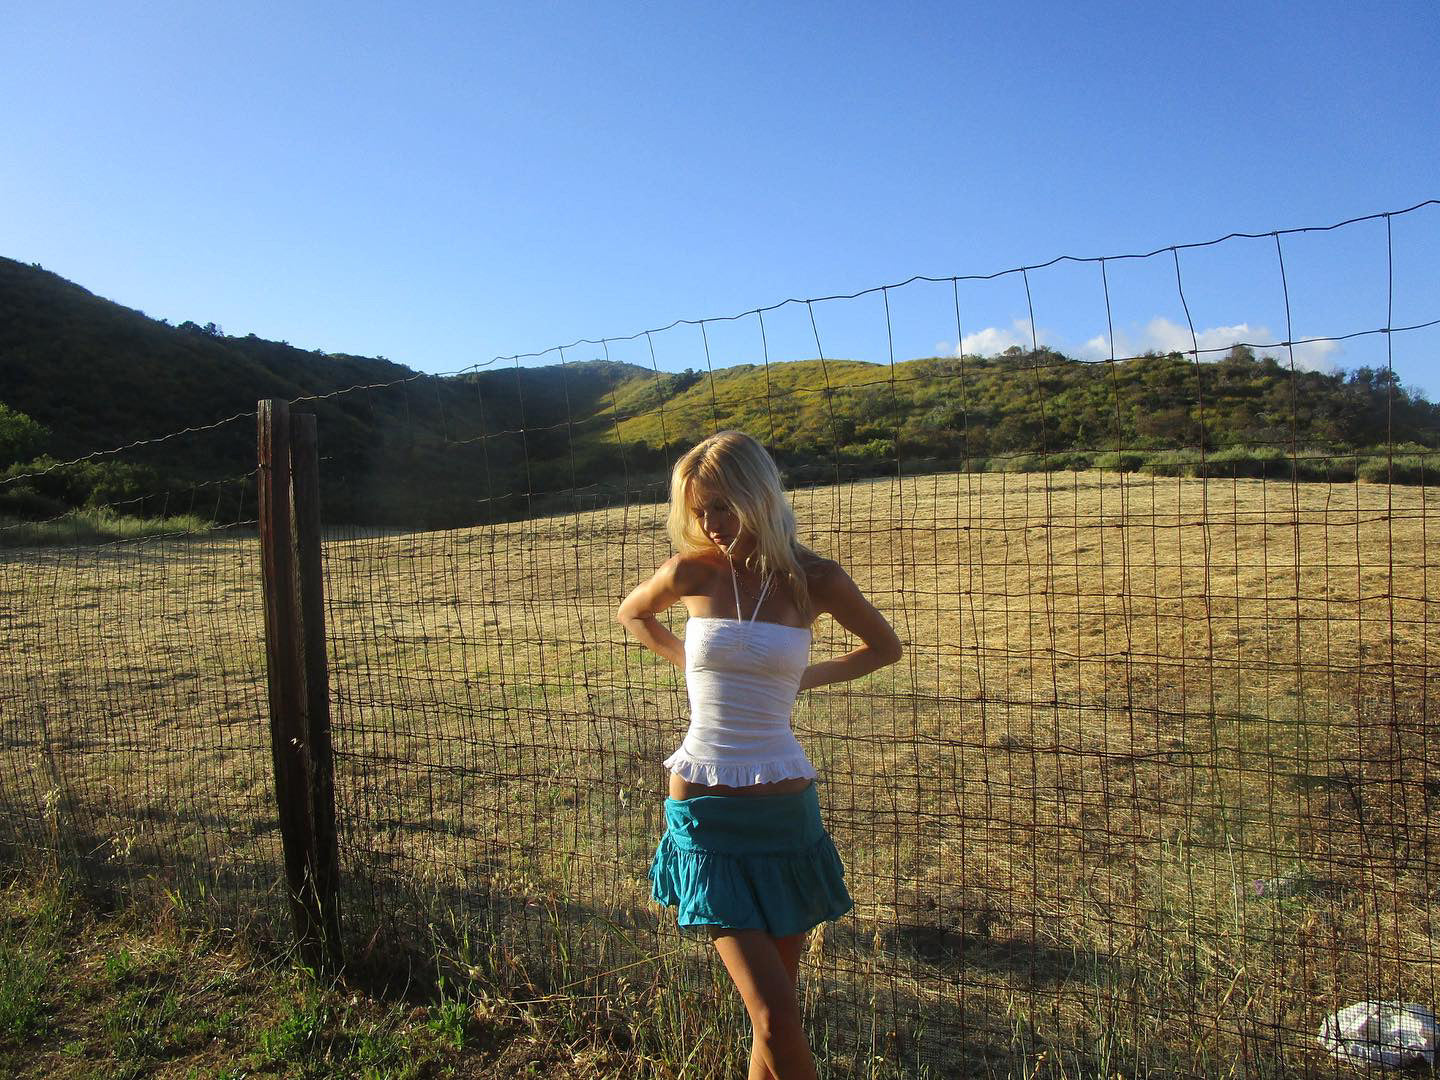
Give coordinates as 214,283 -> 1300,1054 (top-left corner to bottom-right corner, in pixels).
649,782 -> 852,939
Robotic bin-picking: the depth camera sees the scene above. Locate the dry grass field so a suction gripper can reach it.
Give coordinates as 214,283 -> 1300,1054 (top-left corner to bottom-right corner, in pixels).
2,469 -> 1437,1077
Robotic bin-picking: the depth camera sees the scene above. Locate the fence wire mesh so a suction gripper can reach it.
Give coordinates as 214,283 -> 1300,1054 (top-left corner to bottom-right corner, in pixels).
1,202 -> 1437,1077
0,425 -> 278,927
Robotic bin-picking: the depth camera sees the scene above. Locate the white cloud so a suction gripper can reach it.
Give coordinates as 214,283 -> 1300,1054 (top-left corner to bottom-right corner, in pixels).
1102,317 -> 1259,358
1194,322 -> 1259,354
958,325 -> 1026,356
955,318 -> 1049,357
1290,337 -> 1341,372
1131,316 -> 1196,355
950,315 -> 1342,373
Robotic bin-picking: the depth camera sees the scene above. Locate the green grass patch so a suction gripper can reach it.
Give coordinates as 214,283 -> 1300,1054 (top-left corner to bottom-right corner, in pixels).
0,868 -> 789,1078
0,871 -> 547,1078
0,877 -> 68,1044
0,509 -> 213,547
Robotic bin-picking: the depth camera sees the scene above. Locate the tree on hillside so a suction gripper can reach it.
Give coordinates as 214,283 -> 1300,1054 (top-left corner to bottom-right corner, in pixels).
0,403 -> 49,468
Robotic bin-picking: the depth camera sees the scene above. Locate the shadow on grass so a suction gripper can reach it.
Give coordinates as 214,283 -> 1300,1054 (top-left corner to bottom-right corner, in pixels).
13,789 -> 1375,1077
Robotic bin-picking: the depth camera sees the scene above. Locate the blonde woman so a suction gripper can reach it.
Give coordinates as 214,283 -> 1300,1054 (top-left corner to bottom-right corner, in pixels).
618,431 -> 902,1080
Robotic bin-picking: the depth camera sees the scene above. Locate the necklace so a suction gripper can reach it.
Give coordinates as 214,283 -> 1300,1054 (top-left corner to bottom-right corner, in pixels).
727,558 -> 769,599
735,578 -> 769,605
725,558 -> 760,593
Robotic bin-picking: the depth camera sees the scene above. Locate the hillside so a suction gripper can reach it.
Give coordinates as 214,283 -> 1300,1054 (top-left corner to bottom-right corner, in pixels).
2,257 -> 1436,529
591,348 -> 1440,465
0,257 -> 657,524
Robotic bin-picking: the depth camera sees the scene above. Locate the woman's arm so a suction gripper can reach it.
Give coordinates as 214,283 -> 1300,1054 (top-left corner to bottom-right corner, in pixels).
617,555 -> 703,669
799,562 -> 902,691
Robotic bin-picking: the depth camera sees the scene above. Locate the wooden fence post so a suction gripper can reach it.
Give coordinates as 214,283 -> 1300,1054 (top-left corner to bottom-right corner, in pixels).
257,399 -> 342,971
290,412 -> 342,966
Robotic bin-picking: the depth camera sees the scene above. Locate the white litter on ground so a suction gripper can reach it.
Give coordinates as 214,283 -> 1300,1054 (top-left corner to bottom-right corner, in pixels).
1318,1002 -> 1436,1066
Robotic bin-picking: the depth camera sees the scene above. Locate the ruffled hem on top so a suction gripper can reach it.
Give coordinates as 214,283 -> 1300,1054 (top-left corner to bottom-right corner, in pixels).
663,751 -> 817,788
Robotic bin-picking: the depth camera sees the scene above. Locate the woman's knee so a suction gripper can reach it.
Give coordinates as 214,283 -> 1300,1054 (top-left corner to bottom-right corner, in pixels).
748,994 -> 804,1045
711,929 -> 805,1033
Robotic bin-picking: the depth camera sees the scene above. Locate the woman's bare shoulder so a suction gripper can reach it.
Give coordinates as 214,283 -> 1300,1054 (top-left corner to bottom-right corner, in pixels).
802,555 -> 881,623
801,553 -> 845,593
664,551 -> 726,594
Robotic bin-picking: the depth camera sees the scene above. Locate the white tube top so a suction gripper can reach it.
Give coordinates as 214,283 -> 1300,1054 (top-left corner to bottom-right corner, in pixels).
663,609 -> 817,788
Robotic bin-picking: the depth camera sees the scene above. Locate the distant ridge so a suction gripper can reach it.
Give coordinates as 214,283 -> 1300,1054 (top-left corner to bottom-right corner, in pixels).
0,256 -> 659,524
2,257 -> 1436,529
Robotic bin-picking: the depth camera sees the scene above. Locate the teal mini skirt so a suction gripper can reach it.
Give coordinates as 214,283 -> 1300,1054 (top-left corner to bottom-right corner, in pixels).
649,782 -> 853,938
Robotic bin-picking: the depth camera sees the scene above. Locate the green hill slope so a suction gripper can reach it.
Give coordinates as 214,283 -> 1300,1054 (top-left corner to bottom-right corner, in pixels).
2,257 -> 1435,531
585,348 -> 1438,483
0,257 -> 658,525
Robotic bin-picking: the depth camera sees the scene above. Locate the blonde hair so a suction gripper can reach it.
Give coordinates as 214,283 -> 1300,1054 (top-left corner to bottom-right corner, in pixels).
667,431 -> 817,618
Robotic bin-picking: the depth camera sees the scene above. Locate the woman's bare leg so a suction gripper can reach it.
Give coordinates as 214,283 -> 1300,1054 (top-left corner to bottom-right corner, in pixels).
774,931 -> 807,985
712,929 -> 816,1080
756,933 -> 808,1080
738,933 -> 808,1080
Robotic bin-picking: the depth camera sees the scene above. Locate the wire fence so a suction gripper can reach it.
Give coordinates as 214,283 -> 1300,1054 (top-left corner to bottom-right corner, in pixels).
1,202 -> 1438,1077
0,446 -> 274,920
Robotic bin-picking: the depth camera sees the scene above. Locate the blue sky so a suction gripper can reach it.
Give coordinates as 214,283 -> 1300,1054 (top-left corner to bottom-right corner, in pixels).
4,1 -> 1438,395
